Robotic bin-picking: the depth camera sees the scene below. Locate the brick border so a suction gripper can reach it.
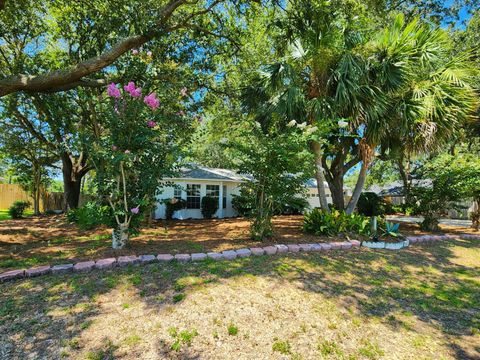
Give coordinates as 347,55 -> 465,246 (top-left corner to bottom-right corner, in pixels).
1,233 -> 478,283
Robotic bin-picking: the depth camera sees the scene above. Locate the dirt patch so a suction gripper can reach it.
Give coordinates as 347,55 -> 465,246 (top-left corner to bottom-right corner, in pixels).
0,214 -> 477,271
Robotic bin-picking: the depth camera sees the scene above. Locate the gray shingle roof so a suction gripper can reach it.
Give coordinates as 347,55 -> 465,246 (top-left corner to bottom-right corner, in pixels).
171,166 -> 249,182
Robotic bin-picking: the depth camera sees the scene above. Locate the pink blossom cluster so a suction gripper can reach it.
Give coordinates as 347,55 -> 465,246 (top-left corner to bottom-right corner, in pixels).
147,120 -> 157,128
107,83 -> 121,98
130,206 -> 140,214
124,82 -> 142,97
144,92 -> 160,109
180,87 -> 188,97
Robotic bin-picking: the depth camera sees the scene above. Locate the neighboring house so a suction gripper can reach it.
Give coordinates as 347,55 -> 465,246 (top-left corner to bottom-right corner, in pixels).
154,166 -> 343,220
367,180 -> 431,205
367,180 -> 475,219
304,178 -> 352,209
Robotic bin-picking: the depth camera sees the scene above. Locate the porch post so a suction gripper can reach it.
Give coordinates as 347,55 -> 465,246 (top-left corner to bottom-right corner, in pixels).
218,183 -> 224,219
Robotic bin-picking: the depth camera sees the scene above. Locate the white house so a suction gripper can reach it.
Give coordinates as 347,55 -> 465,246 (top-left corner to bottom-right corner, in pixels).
154,167 -> 246,219
154,166 -> 346,220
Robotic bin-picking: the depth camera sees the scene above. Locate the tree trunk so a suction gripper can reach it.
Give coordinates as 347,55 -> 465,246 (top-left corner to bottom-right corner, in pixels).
346,162 -> 368,215
112,223 -> 129,249
311,141 -> 330,212
421,215 -> 440,232
32,165 -> 41,215
397,154 -> 411,203
33,189 -> 40,215
61,152 -> 89,211
329,172 -> 345,210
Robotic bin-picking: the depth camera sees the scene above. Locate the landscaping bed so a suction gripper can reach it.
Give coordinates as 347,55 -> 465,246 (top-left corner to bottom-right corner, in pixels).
1,214 -> 478,271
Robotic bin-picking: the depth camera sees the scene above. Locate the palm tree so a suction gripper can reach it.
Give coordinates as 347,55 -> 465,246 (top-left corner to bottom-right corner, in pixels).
372,19 -> 479,204
255,3 -> 478,214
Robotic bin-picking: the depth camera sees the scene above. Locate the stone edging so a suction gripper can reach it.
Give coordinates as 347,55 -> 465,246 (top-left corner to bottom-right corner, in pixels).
1,233 -> 478,283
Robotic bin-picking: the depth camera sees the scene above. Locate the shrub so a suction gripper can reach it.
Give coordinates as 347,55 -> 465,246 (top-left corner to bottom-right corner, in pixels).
164,198 -> 187,220
357,192 -> 386,217
278,197 -> 309,215
66,202 -> 114,230
8,200 -> 31,219
303,208 -> 381,236
232,193 -> 254,217
233,192 -> 309,216
201,196 -> 219,219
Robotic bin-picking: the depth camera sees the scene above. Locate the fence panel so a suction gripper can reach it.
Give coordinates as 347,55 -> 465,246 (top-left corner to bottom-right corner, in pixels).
0,184 -> 97,211
0,184 -> 33,210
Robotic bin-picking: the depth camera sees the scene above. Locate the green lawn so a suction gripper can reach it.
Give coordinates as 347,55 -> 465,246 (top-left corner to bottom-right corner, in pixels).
0,209 -> 33,221
1,238 -> 479,359
0,209 -> 10,221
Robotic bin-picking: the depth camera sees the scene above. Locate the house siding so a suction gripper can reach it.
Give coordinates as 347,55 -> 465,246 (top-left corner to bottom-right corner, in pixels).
155,179 -> 241,219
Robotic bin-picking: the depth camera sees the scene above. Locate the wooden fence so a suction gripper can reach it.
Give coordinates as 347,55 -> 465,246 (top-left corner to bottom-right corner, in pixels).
0,184 -> 92,211
0,184 -> 34,210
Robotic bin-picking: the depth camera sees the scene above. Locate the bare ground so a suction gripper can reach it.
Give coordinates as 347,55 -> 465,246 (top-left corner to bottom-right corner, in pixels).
1,237 -> 479,359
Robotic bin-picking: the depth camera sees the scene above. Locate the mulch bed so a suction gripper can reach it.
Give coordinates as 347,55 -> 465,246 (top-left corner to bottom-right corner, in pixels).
0,214 -> 477,271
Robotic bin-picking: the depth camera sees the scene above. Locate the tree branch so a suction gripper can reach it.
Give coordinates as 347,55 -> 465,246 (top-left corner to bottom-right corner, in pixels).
343,156 -> 361,173
0,0 -> 189,97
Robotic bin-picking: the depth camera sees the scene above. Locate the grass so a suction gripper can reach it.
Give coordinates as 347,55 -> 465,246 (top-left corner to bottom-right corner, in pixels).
0,209 -> 33,221
0,238 -> 479,359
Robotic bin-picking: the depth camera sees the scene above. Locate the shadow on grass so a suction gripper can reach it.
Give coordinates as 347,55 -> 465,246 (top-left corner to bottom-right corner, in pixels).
0,238 -> 479,359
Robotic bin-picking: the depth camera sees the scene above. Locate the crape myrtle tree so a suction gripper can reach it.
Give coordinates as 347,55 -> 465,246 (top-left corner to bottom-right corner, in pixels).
92,81 -> 191,249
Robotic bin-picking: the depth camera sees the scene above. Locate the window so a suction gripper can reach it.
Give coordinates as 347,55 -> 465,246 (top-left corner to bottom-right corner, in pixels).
222,185 -> 227,209
174,188 -> 183,199
186,184 -> 201,209
206,185 -> 219,198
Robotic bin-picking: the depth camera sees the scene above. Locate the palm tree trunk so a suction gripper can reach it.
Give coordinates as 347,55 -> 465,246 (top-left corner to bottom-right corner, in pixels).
346,162 -> 368,215
311,141 -> 330,212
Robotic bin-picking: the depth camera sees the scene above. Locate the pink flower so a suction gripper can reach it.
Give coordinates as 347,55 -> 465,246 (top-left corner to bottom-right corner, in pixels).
180,87 -> 188,97
130,207 -> 140,214
124,81 -> 142,98
112,145 -> 118,151
124,150 -> 130,154
132,49 -> 139,55
107,83 -> 121,98
144,93 -> 160,109
124,81 -> 136,93
147,120 -> 156,128
146,51 -> 152,57
131,87 -> 142,97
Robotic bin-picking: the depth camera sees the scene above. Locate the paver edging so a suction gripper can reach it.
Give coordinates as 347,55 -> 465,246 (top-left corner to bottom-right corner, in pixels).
0,233 -> 477,282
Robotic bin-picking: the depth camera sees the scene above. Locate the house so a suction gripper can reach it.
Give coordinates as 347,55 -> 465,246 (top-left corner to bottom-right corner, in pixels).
154,166 -> 339,220
154,167 -> 246,220
367,180 -> 475,219
304,178 -> 352,208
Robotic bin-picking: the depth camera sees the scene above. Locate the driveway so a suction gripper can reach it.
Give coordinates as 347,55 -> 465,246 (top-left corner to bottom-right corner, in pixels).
387,215 -> 472,228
